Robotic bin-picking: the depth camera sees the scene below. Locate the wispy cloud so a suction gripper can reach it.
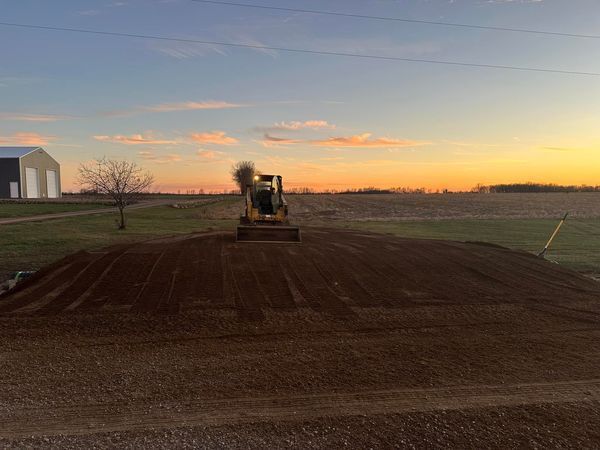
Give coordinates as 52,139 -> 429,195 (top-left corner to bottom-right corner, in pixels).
482,0 -> 542,3
0,132 -> 56,146
0,76 -> 42,88
138,151 -> 182,164
260,132 -> 426,149
137,148 -> 229,165
103,100 -> 244,117
197,149 -> 223,159
0,112 -> 74,122
442,140 -> 504,149
313,133 -> 424,148
152,42 -> 228,60
94,133 -> 177,145
190,131 -> 238,145
78,1 -> 128,16
234,36 -> 279,57
78,9 -> 101,16
540,146 -> 580,152
303,36 -> 442,59
145,101 -> 242,113
260,133 -> 303,147
149,30 -> 277,60
92,130 -> 240,147
320,156 -> 344,161
270,120 -> 335,131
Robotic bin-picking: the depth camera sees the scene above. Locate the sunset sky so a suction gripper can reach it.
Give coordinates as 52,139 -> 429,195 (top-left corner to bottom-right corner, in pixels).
1,0 -> 599,192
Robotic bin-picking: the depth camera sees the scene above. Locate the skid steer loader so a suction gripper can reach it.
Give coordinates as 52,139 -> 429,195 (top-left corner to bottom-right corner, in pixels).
236,174 -> 301,243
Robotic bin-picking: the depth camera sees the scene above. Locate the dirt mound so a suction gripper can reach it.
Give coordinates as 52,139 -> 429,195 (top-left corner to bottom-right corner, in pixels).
2,228 -> 598,317
3,228 -> 600,446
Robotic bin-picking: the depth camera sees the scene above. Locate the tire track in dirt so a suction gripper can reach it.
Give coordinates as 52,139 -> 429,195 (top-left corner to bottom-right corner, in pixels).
447,250 -> 524,293
132,247 -> 183,313
2,379 -> 599,438
501,255 -> 598,294
336,239 -> 421,307
188,236 -> 225,308
220,241 -> 239,310
315,249 -> 382,308
350,240 -> 432,306
433,245 -> 518,302
157,273 -> 178,315
177,239 -> 201,305
155,246 -> 187,315
527,303 -> 600,325
283,248 -> 354,316
226,247 -> 265,321
78,253 -> 141,311
458,241 -> 599,293
74,253 -> 135,312
320,240 -> 392,307
365,236 -> 442,303
0,257 -> 94,314
105,253 -> 162,309
278,248 -> 322,311
169,239 -> 202,311
411,242 -> 487,303
247,248 -> 296,309
38,249 -> 128,314
164,248 -> 195,315
442,241 -> 598,303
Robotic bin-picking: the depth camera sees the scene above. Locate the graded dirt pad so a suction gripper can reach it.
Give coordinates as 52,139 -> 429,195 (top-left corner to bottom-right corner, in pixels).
1,228 -> 600,447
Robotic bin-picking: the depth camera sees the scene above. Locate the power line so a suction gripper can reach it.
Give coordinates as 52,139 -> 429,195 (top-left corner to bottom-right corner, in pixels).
191,0 -> 600,40
1,21 -> 599,77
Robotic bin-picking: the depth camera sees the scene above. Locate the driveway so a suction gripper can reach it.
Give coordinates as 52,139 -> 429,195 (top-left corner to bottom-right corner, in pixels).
0,200 -> 174,225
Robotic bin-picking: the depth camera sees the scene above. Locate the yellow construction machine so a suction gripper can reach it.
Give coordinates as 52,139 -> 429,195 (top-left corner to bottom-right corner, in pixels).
236,174 -> 301,242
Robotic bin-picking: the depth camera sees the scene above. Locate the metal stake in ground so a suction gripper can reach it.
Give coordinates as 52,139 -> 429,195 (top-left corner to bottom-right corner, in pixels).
538,212 -> 569,258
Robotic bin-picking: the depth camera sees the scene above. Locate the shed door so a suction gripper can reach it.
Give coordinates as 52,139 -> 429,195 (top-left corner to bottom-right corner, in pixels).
25,167 -> 39,198
46,170 -> 58,198
9,182 -> 19,198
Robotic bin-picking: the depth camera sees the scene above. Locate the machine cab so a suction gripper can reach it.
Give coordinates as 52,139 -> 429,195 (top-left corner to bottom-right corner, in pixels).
237,173 -> 300,242
252,174 -> 284,215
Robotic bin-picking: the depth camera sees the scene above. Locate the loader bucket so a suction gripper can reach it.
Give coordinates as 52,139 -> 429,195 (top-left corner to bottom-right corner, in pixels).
236,225 -> 301,243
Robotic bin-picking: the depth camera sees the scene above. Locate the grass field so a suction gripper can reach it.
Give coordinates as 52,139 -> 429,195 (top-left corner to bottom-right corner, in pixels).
0,202 -> 109,219
1,195 -> 599,280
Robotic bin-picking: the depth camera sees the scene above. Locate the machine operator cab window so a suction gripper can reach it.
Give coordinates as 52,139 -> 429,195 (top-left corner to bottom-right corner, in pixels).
252,175 -> 282,215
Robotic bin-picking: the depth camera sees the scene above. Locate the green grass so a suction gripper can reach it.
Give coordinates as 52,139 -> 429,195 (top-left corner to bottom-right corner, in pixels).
0,204 -> 236,277
0,203 -> 109,219
340,218 -> 600,273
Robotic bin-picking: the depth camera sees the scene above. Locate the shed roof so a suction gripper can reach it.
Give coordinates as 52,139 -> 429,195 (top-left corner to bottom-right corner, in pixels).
0,147 -> 41,158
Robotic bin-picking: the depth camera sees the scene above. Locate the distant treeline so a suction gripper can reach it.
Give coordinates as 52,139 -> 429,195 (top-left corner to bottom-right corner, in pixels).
64,184 -> 600,196
338,187 -> 430,194
290,184 -> 600,195
472,183 -> 600,193
286,186 -> 432,195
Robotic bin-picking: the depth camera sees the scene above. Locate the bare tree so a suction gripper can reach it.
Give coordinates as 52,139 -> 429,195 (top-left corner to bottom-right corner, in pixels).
78,158 -> 154,229
230,161 -> 257,194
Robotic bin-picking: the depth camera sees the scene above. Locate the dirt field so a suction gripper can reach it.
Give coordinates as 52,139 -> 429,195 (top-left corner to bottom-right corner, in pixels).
2,228 -> 600,447
205,193 -> 600,222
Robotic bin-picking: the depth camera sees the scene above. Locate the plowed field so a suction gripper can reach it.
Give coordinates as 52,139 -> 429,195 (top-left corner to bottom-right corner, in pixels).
204,192 -> 600,222
1,228 -> 600,447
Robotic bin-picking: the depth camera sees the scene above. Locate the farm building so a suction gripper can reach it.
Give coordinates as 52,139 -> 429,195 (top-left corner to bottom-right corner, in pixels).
0,147 -> 61,199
